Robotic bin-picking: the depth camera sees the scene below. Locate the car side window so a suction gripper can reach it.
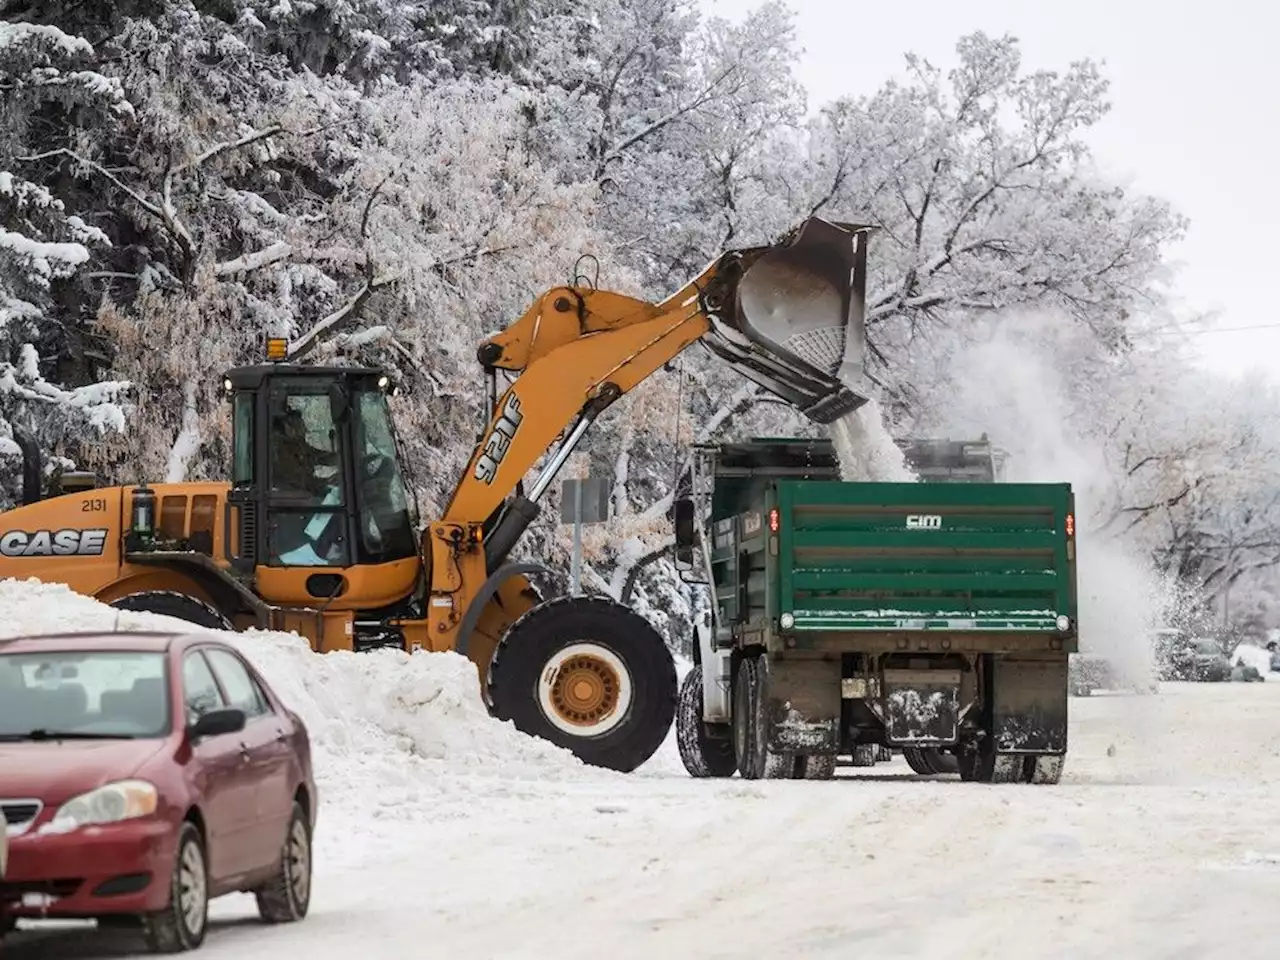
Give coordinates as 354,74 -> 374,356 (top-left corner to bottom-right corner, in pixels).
205,649 -> 271,720
183,653 -> 226,726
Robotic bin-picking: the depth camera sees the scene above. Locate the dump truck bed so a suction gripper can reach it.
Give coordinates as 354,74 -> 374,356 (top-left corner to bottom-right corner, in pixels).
712,479 -> 1077,644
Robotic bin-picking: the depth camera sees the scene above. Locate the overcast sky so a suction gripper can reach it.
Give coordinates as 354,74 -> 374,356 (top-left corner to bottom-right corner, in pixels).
701,0 -> 1278,378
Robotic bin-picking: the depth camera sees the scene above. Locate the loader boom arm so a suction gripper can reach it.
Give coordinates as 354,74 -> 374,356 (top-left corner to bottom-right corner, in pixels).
441,218 -> 873,569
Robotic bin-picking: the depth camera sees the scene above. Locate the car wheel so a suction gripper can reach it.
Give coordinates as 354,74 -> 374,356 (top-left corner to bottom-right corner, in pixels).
256,801 -> 312,923
144,821 -> 208,953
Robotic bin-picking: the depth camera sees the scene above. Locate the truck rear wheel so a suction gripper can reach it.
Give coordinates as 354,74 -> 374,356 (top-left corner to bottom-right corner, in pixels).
676,666 -> 737,778
733,656 -> 792,779
799,754 -> 837,780
109,591 -> 231,631
902,747 -> 934,775
487,596 -> 676,773
850,744 -> 877,767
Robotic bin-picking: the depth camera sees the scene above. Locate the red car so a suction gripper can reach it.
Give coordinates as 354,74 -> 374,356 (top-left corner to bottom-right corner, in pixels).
0,630 -> 316,953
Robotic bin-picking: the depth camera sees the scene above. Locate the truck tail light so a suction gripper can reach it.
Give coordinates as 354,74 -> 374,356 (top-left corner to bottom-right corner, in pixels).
769,508 -> 779,532
1065,513 -> 1075,538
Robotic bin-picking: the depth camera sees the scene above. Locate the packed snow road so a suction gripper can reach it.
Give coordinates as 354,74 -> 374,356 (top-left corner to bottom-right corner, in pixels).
6,585 -> 1280,960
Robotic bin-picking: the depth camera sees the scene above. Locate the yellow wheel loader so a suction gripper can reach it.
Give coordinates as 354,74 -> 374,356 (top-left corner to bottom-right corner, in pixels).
0,218 -> 872,772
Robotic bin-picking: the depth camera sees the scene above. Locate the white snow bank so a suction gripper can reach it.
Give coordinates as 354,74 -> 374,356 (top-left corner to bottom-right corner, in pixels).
0,579 -> 621,863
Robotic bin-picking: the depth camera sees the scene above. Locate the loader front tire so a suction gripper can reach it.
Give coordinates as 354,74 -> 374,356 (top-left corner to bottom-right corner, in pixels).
487,596 -> 676,773
109,591 -> 231,632
676,666 -> 737,778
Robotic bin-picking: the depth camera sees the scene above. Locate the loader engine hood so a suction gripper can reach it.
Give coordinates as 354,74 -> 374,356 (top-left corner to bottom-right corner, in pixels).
696,218 -> 873,424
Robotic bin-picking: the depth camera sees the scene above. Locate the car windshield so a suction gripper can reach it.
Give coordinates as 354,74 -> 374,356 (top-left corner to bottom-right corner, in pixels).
0,650 -> 170,739
1193,640 -> 1221,656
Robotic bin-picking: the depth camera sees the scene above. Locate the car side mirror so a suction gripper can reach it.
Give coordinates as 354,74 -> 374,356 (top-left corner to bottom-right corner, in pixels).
673,497 -> 696,568
190,707 -> 246,741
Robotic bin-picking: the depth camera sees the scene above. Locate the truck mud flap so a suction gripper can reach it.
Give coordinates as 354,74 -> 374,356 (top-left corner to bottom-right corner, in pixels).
881,668 -> 961,745
764,659 -> 841,754
991,657 -> 1068,754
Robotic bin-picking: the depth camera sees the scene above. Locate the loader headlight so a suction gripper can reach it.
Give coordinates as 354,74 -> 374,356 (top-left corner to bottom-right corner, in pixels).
780,612 -> 795,630
1055,615 -> 1071,632
46,780 -> 157,833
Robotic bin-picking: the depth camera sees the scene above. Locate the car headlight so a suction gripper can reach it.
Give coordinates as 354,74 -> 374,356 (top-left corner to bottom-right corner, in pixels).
50,780 -> 158,831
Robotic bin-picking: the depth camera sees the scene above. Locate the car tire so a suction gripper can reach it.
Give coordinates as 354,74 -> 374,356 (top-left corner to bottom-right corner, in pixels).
144,821 -> 208,953
256,801 -> 312,924
110,591 -> 231,631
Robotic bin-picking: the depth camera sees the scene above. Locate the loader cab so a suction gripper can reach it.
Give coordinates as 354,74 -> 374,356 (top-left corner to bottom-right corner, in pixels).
222,363 -> 417,584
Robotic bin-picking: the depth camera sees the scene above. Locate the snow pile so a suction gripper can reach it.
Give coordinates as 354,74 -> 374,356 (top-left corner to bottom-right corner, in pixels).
830,399 -> 916,482
0,579 -> 615,852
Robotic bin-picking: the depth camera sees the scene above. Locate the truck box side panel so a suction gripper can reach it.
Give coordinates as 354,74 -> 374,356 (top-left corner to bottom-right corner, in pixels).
776,481 -> 1074,632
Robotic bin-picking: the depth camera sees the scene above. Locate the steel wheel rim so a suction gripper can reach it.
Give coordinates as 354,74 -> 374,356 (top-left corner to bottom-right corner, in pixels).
178,840 -> 207,936
537,642 -> 634,738
288,819 -> 311,906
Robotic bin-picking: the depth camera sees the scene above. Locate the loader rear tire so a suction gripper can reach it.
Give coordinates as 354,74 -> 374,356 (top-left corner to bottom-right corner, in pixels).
109,591 -> 231,631
487,596 -> 676,773
676,666 -> 737,778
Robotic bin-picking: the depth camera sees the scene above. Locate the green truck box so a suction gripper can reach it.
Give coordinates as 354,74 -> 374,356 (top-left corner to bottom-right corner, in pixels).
673,437 -> 1077,784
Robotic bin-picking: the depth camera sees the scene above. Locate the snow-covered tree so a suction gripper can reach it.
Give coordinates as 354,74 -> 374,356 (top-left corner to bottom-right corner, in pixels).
0,19 -> 133,497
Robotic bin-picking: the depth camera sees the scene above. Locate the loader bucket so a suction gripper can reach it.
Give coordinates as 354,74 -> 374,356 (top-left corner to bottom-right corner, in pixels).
699,218 -> 873,424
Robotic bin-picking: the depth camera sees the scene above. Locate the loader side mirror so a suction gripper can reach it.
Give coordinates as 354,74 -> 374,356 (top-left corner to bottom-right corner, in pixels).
673,497 -> 696,569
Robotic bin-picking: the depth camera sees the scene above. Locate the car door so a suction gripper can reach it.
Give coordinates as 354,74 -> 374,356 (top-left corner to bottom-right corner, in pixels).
182,649 -> 255,883
204,647 -> 293,872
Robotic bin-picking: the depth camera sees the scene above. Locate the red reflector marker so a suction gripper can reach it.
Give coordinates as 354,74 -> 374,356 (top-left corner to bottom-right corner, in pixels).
769,508 -> 779,533
1065,514 -> 1075,537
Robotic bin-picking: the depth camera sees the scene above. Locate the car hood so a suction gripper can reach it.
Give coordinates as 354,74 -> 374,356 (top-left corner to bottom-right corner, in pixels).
0,738 -> 168,807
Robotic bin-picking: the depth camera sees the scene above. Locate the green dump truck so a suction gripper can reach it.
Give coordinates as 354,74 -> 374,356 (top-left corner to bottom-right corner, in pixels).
673,438 -> 1077,784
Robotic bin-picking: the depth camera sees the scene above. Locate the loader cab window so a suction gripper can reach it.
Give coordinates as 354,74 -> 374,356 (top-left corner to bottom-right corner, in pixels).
266,382 -> 349,567
232,393 -> 254,485
352,388 -> 416,564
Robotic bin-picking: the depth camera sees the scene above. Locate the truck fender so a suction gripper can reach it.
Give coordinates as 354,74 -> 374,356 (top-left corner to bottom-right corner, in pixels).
696,613 -> 733,723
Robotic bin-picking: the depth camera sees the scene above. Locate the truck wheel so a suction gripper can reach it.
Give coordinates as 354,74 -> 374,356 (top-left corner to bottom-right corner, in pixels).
876,745 -> 893,762
925,749 -> 959,775
733,656 -> 792,779
676,666 -> 737,778
1028,754 -> 1065,784
109,591 -> 231,631
958,739 -> 996,783
799,754 -> 837,780
902,747 -> 933,775
850,744 -> 877,767
487,596 -> 676,773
